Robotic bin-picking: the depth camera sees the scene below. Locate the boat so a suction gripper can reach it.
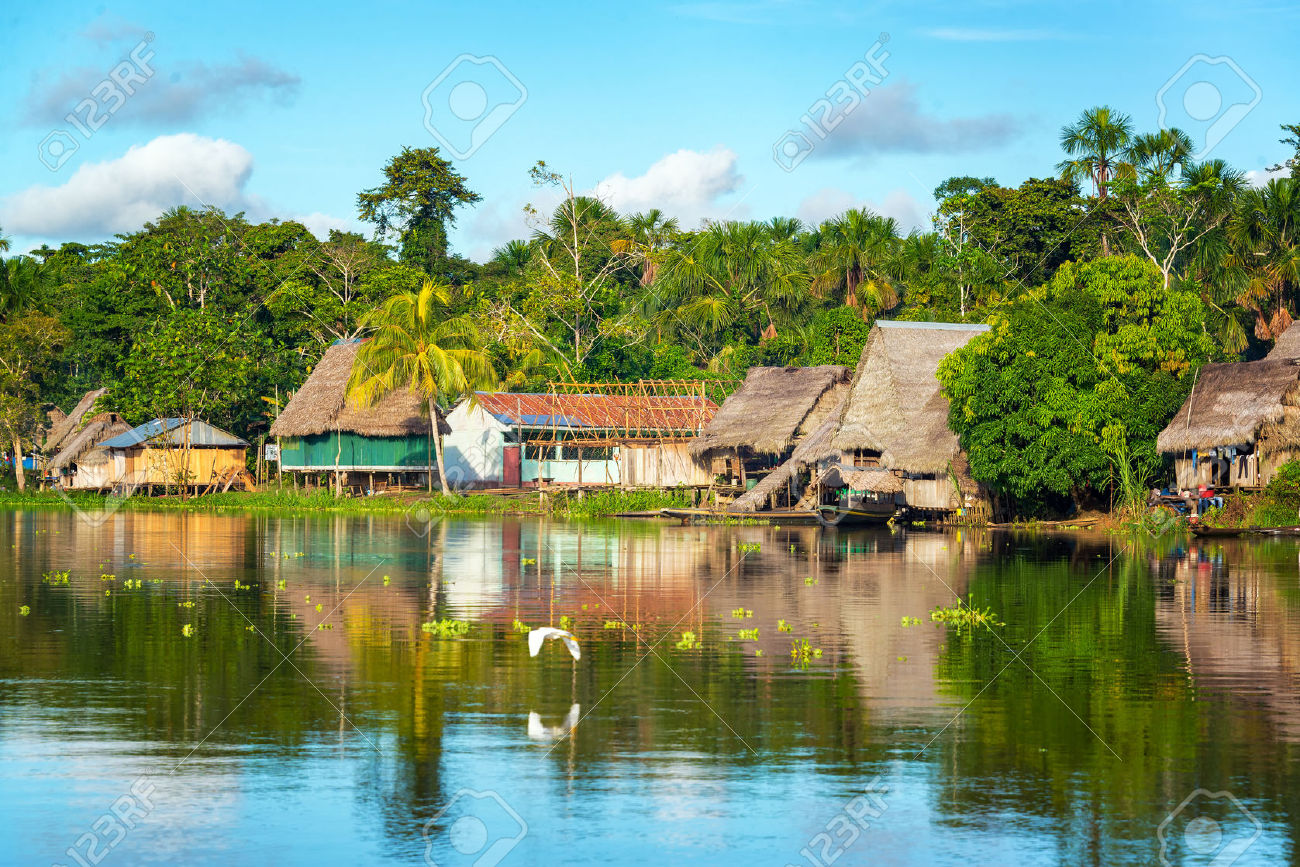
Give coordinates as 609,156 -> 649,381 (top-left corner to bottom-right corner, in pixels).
658,508 -> 823,525
816,504 -> 895,527
1191,524 -> 1300,537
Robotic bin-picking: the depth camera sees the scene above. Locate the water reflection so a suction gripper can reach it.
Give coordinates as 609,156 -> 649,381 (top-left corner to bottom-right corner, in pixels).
1,510 -> 1298,865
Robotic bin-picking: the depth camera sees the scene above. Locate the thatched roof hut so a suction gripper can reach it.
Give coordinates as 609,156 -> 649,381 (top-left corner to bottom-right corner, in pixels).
42,388 -> 108,452
1156,359 -> 1300,455
727,392 -> 848,512
49,412 -> 132,471
689,365 -> 851,459
1268,322 -> 1300,360
817,321 -> 990,474
270,340 -> 450,439
818,463 -> 904,494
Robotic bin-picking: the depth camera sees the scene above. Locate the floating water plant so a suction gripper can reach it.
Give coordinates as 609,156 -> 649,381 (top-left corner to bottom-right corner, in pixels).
19,605 -> 30,616
803,576 -> 818,586
603,620 -> 621,630
315,603 -> 323,613
738,542 -> 760,554
234,580 -> 251,591
512,620 -> 531,633
42,571 -> 70,586
738,628 -> 760,641
181,624 -> 194,638
178,601 -> 195,609
246,625 -> 257,633
558,615 -> 573,631
382,575 -> 391,586
901,616 -> 921,627
731,608 -> 752,619
777,619 -> 793,633
791,638 -> 823,663
422,618 -> 471,637
521,557 -> 536,566
675,631 -> 702,650
754,649 -> 764,657
930,602 -> 1004,631
276,580 -> 286,590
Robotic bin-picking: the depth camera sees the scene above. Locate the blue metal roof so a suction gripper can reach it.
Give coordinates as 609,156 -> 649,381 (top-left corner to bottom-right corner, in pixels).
98,418 -> 249,449
518,414 -> 588,428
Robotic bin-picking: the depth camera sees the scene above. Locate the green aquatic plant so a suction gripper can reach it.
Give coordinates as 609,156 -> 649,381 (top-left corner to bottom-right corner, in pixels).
246,625 -> 257,633
422,618 -> 471,637
234,580 -> 251,591
178,601 -> 195,609
512,619 -> 530,633
382,575 -> 391,586
181,624 -> 194,638
777,619 -> 793,633
521,557 -> 536,566
315,603 -> 323,613
100,573 -> 115,581
731,607 -> 752,619
675,631 -> 702,650
738,542 -> 760,554
41,570 -> 70,586
790,638 -> 823,663
19,605 -> 30,616
754,649 -> 764,657
930,602 -> 1005,631
276,579 -> 286,590
901,616 -> 921,627
738,628 -> 760,641
803,576 -> 818,586
558,615 -> 573,631
603,620 -> 622,630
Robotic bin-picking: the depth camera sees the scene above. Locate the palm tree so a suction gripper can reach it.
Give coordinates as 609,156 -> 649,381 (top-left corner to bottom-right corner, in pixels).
614,209 -> 679,286
1225,178 -> 1300,340
765,216 -> 804,243
1130,128 -> 1194,183
0,256 -> 46,319
1058,106 -> 1134,198
651,220 -> 807,343
489,239 -> 533,277
807,209 -> 902,317
347,279 -> 494,495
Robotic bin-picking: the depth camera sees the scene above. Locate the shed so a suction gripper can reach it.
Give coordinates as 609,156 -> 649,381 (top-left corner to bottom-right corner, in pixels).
49,412 -> 132,490
1156,358 -> 1300,489
98,418 -> 250,489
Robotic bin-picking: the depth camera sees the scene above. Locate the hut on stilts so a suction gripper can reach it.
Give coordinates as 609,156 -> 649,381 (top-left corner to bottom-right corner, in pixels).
689,365 -> 851,508
269,339 -> 451,493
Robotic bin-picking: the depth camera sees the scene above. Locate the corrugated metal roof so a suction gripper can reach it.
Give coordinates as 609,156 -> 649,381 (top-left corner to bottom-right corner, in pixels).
473,392 -> 717,432
99,418 -> 249,449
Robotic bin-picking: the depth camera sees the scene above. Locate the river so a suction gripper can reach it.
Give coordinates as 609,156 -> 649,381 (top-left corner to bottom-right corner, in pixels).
2,509 -> 1297,865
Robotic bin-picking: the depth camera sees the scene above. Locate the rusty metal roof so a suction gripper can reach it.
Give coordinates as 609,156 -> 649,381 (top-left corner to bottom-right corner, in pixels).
473,392 -> 717,433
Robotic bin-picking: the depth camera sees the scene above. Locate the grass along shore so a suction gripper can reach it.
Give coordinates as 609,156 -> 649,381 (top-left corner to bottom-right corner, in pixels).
0,485 -> 693,519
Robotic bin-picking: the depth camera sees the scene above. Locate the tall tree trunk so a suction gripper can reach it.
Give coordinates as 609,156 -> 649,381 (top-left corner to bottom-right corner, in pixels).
429,400 -> 451,496
12,434 -> 25,492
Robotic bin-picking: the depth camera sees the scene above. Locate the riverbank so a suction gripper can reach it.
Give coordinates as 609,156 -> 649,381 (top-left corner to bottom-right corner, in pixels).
0,486 -> 694,519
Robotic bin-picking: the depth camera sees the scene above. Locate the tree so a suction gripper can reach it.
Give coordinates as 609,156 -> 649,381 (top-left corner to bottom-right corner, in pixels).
1223,178 -> 1300,340
938,256 -> 1214,515
614,209 -> 680,286
1058,106 -> 1134,199
1269,122 -> 1300,179
807,209 -> 902,317
649,220 -> 809,353
1129,128 -> 1193,182
357,147 -> 480,274
347,279 -> 493,495
1110,159 -> 1243,289
0,312 -> 69,490
113,309 -> 271,434
0,255 -> 48,318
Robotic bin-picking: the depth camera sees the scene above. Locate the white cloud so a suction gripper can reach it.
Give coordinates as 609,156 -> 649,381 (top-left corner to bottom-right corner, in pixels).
796,187 -> 928,233
812,80 -> 1019,160
291,212 -> 356,240
1,134 -> 349,243
593,146 -> 746,227
2,134 -> 255,237
1245,165 -> 1290,187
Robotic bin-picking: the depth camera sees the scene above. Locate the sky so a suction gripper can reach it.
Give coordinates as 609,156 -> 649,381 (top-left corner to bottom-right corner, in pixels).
1,0 -> 1296,262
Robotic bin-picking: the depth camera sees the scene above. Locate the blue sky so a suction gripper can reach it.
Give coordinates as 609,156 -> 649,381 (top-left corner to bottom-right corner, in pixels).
2,0 -> 1296,261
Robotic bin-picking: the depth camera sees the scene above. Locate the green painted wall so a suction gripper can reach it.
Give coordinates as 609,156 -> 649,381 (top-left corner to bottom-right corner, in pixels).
278,432 -> 432,470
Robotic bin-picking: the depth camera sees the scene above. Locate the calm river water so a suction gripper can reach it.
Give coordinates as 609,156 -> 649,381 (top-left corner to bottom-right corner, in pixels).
2,509 -> 1298,865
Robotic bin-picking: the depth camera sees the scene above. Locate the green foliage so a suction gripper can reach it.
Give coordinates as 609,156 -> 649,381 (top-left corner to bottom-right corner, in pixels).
421,618 -> 471,637
939,256 -> 1214,514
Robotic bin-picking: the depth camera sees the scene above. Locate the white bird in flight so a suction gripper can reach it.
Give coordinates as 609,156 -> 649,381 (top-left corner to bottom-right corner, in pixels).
528,626 -> 581,660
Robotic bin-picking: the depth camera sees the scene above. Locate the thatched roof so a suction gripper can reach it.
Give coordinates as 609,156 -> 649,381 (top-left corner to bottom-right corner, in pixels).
1156,358 -> 1300,454
43,388 -> 107,452
819,463 -> 904,494
820,321 -> 989,474
49,413 -> 131,470
270,340 -> 449,438
727,392 -> 850,513
689,365 -> 851,458
1268,322 -> 1300,360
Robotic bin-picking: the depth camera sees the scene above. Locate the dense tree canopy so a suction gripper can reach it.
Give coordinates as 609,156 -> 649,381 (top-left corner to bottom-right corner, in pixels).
3,115 -> 1300,515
